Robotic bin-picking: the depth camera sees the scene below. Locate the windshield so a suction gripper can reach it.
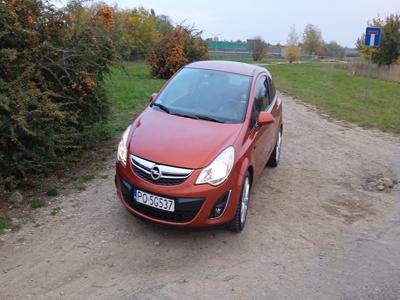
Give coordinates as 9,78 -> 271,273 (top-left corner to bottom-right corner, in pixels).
152,68 -> 252,123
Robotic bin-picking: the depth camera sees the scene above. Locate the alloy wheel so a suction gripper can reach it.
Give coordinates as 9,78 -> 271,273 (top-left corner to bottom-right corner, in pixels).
275,131 -> 282,162
240,177 -> 250,224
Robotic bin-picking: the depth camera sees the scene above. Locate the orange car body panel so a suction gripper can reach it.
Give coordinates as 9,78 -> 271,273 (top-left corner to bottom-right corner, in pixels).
115,61 -> 282,228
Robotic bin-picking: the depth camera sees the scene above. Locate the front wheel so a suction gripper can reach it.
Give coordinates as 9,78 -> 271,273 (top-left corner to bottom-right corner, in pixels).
229,172 -> 251,233
267,129 -> 282,168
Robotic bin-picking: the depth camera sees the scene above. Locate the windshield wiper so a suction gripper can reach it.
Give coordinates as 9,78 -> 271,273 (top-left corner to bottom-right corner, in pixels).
152,104 -> 225,123
192,114 -> 225,123
170,112 -> 199,120
151,102 -> 171,114
170,112 -> 224,123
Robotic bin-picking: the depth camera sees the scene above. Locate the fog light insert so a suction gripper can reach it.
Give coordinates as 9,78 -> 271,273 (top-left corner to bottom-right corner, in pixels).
209,190 -> 231,219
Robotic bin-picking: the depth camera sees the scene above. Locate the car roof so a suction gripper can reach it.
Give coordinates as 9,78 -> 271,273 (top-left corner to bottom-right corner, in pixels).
186,60 -> 269,77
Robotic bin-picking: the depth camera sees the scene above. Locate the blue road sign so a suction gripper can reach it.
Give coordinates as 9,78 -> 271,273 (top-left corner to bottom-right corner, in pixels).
365,27 -> 381,47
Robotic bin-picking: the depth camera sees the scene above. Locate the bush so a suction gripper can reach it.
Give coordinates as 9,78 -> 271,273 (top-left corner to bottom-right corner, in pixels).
31,197 -> 46,208
0,0 -> 115,194
285,45 -> 301,63
46,187 -> 59,197
148,26 -> 208,79
0,216 -> 10,230
117,7 -> 161,60
250,38 -> 267,61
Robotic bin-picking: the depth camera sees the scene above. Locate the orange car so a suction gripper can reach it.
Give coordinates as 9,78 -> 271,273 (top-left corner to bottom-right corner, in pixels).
115,61 -> 282,232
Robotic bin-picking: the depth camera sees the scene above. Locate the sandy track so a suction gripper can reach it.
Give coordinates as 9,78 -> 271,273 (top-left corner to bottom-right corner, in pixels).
1,94 -> 400,300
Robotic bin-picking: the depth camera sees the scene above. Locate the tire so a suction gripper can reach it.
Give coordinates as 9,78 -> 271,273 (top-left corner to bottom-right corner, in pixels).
267,128 -> 282,168
229,171 -> 251,233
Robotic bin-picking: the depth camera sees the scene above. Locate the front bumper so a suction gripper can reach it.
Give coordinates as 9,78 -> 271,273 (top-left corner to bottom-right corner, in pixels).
115,160 -> 242,228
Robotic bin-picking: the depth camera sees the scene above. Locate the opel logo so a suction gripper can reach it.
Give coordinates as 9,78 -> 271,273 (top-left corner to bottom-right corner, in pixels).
150,165 -> 162,180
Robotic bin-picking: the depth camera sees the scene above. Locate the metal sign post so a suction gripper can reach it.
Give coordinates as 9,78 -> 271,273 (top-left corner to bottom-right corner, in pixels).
364,27 -> 381,100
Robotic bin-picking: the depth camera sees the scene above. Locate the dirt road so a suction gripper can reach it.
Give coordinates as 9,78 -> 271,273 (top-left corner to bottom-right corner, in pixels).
1,94 -> 400,300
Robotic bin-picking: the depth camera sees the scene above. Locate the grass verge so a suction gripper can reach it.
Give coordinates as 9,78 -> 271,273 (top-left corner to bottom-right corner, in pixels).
267,63 -> 400,133
0,216 -> 10,230
97,62 -> 166,140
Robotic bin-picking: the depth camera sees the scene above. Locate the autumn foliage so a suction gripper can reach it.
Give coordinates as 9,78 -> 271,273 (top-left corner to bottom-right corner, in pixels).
0,0 -> 115,192
356,14 -> 400,66
0,1 -> 209,193
285,25 -> 301,63
148,26 -> 208,79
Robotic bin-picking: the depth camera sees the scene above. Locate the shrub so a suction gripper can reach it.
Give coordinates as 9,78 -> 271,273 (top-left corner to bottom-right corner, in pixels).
46,187 -> 59,197
117,7 -> 161,60
285,45 -> 301,63
0,0 -> 115,194
31,197 -> 46,208
250,38 -> 268,61
148,26 -> 208,79
0,216 -> 10,230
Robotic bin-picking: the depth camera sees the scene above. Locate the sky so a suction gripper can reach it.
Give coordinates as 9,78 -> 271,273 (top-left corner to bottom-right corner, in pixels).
54,0 -> 399,47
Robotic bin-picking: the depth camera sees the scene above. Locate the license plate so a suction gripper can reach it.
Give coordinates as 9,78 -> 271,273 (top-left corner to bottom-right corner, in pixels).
134,189 -> 175,212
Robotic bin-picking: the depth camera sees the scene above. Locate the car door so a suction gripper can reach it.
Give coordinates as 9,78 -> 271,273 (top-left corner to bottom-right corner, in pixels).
265,75 -> 281,158
249,74 -> 271,179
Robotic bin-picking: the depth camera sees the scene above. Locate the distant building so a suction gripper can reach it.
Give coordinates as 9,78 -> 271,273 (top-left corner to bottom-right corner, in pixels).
207,40 -> 250,56
268,44 -> 285,57
207,40 -> 292,58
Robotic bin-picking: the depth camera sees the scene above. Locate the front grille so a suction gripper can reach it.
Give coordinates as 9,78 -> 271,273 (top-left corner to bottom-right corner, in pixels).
131,155 -> 193,186
133,165 -> 187,185
120,178 -> 204,223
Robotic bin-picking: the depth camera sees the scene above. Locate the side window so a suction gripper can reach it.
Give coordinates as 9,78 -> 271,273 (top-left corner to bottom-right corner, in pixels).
250,76 -> 268,128
267,77 -> 276,105
250,104 -> 257,129
254,76 -> 267,112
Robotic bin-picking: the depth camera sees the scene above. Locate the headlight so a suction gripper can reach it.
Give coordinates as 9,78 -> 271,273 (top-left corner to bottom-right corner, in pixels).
196,146 -> 234,186
117,125 -> 131,166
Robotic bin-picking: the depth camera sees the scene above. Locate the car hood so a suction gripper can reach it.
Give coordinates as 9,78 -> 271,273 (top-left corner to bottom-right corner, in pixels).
128,107 -> 243,169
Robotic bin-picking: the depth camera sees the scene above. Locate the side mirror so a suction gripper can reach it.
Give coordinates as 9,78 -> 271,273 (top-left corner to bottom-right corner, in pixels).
150,93 -> 158,102
258,111 -> 274,126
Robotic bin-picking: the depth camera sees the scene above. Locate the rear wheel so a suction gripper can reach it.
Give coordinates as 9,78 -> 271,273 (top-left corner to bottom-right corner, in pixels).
267,129 -> 282,168
229,172 -> 251,233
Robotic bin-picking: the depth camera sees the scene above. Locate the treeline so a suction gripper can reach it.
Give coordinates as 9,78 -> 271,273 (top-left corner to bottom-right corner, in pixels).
251,24 -> 348,63
285,16 -> 400,66
0,0 -> 208,194
285,24 -> 347,63
84,4 -> 208,77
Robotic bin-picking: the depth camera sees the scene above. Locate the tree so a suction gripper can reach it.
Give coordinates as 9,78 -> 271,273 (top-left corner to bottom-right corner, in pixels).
148,26 -> 208,79
302,24 -> 324,56
285,25 -> 301,63
324,41 -> 345,58
156,14 -> 174,35
117,7 -> 160,60
356,14 -> 400,66
250,37 -> 267,61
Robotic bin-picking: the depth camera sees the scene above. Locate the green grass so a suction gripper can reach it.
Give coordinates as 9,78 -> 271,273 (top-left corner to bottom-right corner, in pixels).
268,63 -> 400,133
82,174 -> 95,182
0,216 -> 10,230
101,62 -> 166,139
31,198 -> 46,208
46,187 -> 59,197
